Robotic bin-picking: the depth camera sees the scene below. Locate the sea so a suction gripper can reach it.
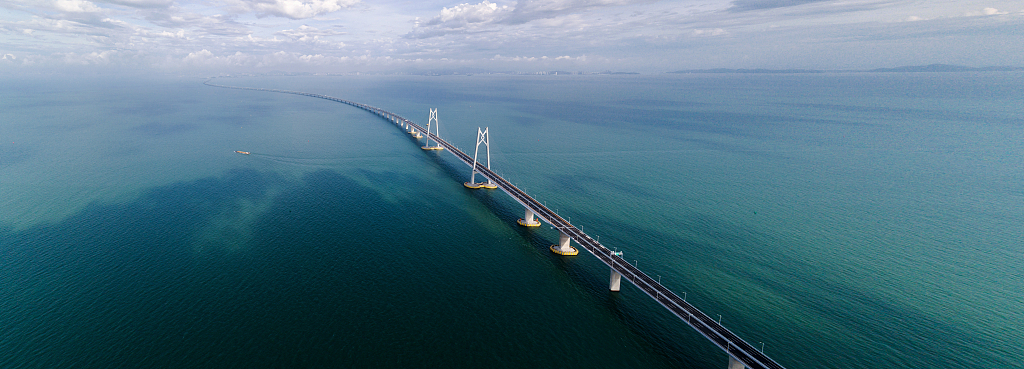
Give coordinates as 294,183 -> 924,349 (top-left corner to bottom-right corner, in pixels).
1,72 -> 1021,368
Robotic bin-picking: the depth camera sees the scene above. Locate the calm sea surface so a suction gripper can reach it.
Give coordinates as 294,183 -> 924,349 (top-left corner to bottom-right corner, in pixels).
1,73 -> 1021,368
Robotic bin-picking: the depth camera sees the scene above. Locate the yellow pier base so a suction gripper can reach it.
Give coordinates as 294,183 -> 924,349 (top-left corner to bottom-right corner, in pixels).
464,182 -> 498,189
421,146 -> 444,151
517,219 -> 541,227
550,245 -> 579,256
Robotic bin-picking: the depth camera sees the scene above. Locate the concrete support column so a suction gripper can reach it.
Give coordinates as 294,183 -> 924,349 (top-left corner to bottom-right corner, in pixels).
518,208 -> 540,227
610,250 -> 623,291
556,232 -> 571,253
728,355 -> 747,369
549,231 -> 579,255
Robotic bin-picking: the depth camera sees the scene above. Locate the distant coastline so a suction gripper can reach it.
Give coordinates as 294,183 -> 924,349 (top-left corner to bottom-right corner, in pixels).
209,64 -> 1024,78
668,64 -> 1024,74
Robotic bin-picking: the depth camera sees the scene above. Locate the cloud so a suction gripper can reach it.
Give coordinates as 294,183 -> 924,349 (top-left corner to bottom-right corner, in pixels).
58,50 -> 126,65
427,1 -> 509,26
405,1 -> 510,38
229,0 -> 360,19
178,49 -> 362,69
692,28 -> 727,36
54,0 -> 101,12
965,7 -> 1007,16
272,25 -> 346,48
504,0 -> 649,24
99,0 -> 173,8
0,17 -> 111,37
276,24 -> 343,39
491,54 -> 587,62
145,9 -> 250,36
728,0 -> 831,12
406,0 -> 652,38
184,49 -> 215,64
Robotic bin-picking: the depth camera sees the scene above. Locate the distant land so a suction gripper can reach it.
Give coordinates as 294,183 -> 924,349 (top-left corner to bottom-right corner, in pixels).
218,64 -> 1023,79
669,64 -> 1024,74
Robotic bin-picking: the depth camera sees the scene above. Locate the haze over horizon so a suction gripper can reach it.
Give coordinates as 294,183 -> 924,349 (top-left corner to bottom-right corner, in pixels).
1,0 -> 1022,75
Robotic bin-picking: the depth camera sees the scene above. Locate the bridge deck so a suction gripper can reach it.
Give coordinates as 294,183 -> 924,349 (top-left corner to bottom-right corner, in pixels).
205,80 -> 787,369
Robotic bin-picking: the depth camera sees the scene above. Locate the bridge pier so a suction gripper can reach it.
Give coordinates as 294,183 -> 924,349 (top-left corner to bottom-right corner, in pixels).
517,208 -> 541,227
610,251 -> 623,291
728,355 -> 747,369
549,231 -> 579,256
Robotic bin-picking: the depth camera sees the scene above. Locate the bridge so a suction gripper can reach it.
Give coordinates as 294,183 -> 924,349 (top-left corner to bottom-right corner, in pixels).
205,79 -> 788,369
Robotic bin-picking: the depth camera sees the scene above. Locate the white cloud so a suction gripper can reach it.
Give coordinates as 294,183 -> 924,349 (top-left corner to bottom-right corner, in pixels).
406,1 -> 511,38
59,50 -> 121,65
100,0 -> 174,8
2,54 -> 15,60
159,29 -> 185,38
230,0 -> 360,19
982,7 -> 1005,15
145,9 -> 250,36
54,0 -> 101,12
184,49 -> 215,64
491,54 -> 586,62
692,28 -> 727,36
275,24 -> 345,47
966,7 -> 1008,16
406,0 -> 649,39
428,1 -> 509,26
504,0 -> 644,24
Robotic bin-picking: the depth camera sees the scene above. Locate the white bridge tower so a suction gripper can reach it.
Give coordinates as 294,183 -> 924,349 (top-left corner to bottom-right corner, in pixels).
421,108 -> 443,150
464,127 -> 497,189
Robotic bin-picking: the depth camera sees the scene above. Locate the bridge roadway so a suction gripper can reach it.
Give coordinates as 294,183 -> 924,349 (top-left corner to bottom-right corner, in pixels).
205,79 -> 787,369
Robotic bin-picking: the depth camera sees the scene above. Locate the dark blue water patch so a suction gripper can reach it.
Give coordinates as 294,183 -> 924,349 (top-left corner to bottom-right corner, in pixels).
1,166 -> 704,369
0,169 -> 288,368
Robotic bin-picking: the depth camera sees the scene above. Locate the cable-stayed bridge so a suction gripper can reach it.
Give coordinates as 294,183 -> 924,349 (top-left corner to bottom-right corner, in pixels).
205,79 -> 788,369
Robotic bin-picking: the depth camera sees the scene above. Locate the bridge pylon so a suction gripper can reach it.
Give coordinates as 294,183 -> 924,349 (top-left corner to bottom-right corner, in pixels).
421,108 -> 444,150
464,127 -> 497,189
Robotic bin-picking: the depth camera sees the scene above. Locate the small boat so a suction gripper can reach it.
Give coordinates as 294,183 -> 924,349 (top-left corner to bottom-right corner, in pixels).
235,151 -> 250,155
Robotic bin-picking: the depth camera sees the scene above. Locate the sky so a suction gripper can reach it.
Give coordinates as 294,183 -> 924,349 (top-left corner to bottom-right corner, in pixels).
0,0 -> 1022,74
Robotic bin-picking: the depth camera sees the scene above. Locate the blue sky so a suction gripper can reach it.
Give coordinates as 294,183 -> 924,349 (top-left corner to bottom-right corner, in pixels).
1,0 -> 1021,73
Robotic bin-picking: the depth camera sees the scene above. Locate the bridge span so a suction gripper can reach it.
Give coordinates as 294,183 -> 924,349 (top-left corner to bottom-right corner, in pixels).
205,79 -> 788,369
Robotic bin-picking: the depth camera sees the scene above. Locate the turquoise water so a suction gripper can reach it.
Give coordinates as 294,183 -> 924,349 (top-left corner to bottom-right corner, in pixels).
1,73 -> 1021,368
